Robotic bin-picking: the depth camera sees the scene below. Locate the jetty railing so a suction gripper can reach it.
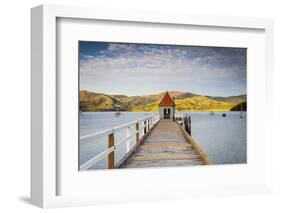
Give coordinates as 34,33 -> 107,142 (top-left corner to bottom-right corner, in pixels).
175,112 -> 191,135
80,112 -> 160,170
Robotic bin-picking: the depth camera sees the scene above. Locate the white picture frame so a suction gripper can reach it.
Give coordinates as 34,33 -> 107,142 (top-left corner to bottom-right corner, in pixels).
31,4 -> 274,208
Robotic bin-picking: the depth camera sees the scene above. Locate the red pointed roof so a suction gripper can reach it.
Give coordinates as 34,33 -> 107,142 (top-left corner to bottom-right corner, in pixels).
159,92 -> 175,106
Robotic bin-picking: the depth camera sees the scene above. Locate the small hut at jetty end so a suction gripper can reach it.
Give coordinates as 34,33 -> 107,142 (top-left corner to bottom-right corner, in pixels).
159,92 -> 175,120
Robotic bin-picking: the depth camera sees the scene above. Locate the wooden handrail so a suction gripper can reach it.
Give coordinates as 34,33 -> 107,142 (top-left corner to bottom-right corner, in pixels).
115,129 -> 139,147
80,113 -> 159,142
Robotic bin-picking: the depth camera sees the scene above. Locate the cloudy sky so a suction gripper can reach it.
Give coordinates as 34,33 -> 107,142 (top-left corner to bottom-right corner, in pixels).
79,41 -> 246,97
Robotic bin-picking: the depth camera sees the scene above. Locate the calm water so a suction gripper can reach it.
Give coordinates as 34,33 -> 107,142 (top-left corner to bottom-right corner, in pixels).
177,111 -> 247,165
79,111 -> 246,169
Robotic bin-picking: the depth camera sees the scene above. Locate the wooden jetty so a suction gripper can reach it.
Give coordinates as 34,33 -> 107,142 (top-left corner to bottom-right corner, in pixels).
120,119 -> 206,168
80,92 -> 211,170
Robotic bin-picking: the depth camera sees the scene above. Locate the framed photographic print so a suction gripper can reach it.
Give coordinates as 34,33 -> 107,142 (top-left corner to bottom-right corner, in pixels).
31,4 -> 274,208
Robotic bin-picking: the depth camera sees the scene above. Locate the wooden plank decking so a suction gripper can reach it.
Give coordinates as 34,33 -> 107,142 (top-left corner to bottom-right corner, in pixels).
121,120 -> 205,168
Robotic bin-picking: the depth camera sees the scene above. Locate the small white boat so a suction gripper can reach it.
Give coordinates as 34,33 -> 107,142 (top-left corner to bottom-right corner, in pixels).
210,111 -> 215,115
115,111 -> 121,117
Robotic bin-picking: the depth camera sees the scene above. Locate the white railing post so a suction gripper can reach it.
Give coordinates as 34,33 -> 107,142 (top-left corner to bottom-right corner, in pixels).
142,120 -> 144,136
155,114 -> 158,123
139,121 -> 141,138
126,126 -> 130,153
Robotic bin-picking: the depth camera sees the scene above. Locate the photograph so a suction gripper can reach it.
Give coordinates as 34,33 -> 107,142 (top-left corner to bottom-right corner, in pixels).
79,41 -> 247,170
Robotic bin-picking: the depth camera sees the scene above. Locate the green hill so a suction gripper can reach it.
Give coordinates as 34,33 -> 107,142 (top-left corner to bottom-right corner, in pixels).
80,90 -> 246,112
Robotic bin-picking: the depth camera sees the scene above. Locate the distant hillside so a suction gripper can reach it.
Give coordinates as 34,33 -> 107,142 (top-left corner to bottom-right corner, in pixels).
175,96 -> 237,111
80,90 -> 247,112
206,95 -> 246,103
230,101 -> 247,111
80,90 -> 127,111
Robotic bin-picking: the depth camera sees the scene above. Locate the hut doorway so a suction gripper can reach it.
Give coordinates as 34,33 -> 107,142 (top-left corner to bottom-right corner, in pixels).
164,108 -> 170,119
